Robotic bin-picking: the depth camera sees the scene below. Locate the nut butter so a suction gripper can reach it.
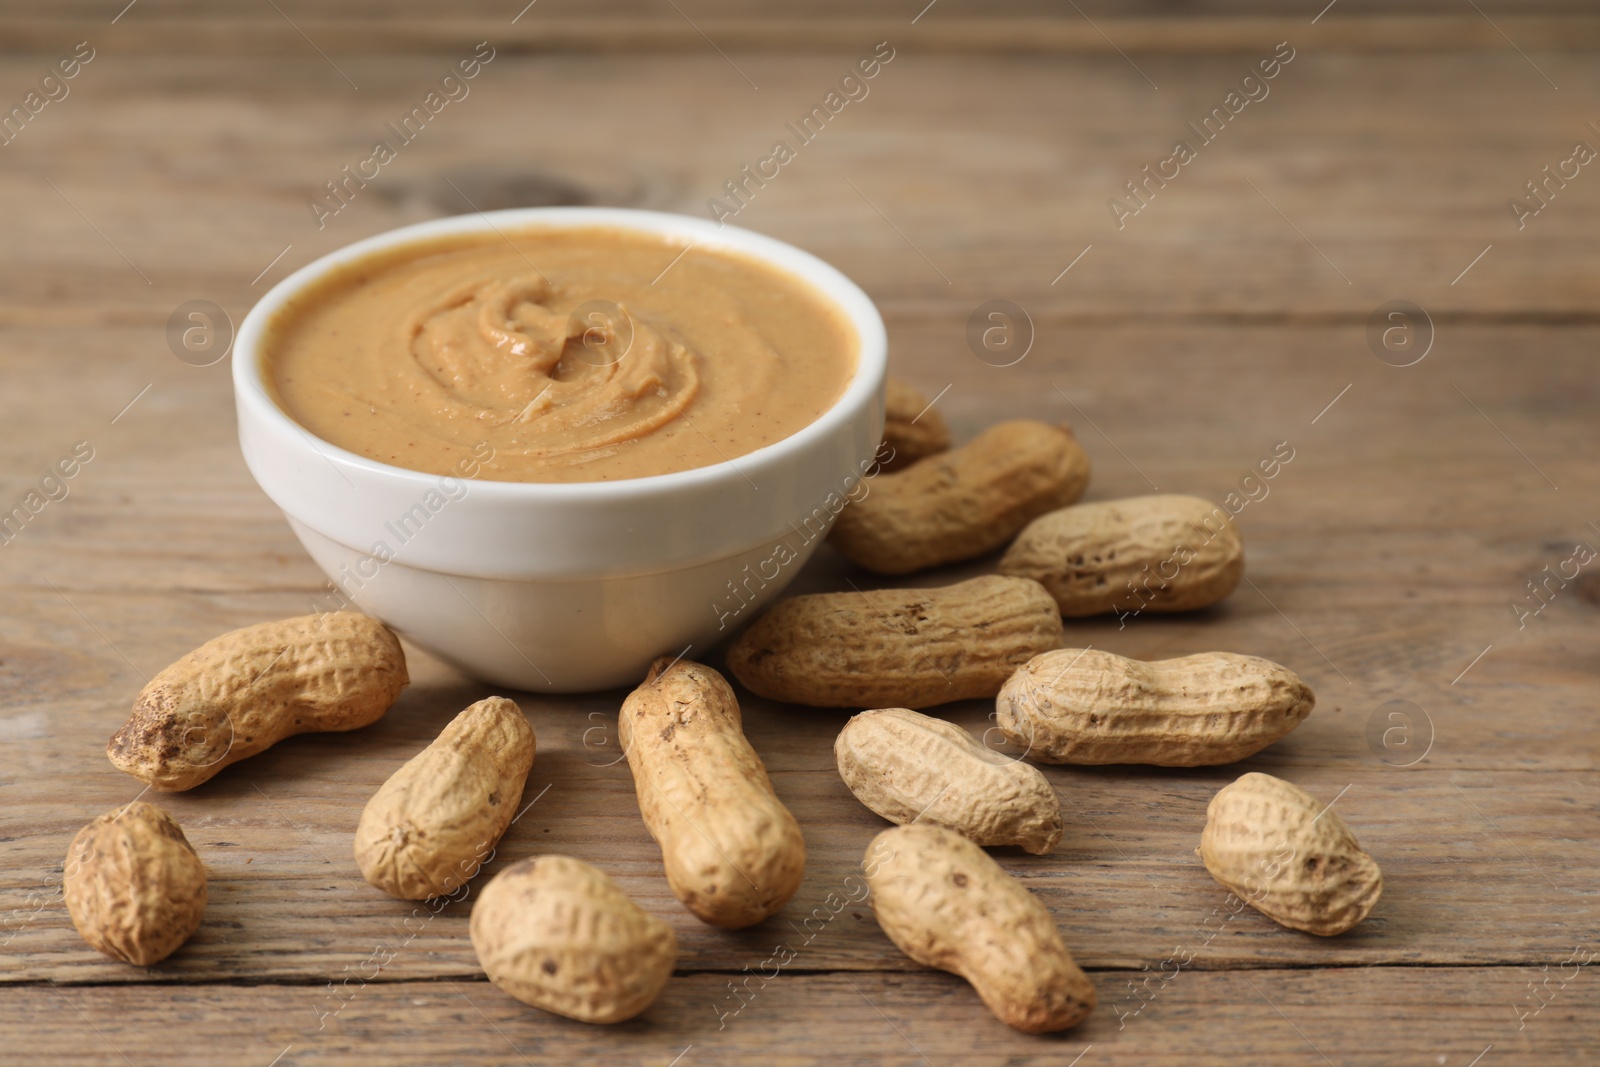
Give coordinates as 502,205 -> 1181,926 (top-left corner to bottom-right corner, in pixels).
266,227 -> 857,482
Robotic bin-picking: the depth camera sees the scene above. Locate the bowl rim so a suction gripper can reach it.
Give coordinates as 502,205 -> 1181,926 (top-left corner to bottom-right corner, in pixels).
233,206 -> 887,500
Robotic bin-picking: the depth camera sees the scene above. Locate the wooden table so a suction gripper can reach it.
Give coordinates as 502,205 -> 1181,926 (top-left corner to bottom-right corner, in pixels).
3,3 -> 1597,1063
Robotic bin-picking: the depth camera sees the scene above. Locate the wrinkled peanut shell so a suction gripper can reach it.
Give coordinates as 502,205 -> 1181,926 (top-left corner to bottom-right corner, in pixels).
1199,772 -> 1383,937
835,707 -> 1062,854
998,648 -> 1313,766
107,612 -> 408,791
1000,494 -> 1244,617
355,696 -> 536,901
879,376 -> 951,472
727,575 -> 1063,709
830,419 -> 1090,575
865,824 -> 1095,1032
63,802 -> 207,966
620,657 -> 805,928
471,855 -> 677,1024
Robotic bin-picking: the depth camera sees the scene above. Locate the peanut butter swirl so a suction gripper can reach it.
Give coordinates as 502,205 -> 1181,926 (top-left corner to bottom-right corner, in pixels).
402,274 -> 699,456
266,227 -> 855,483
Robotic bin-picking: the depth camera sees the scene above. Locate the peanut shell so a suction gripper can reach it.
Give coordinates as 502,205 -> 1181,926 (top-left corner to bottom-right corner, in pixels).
999,494 -> 1244,617
835,707 -> 1062,854
879,376 -> 950,472
997,648 -> 1313,766
108,612 -> 408,791
727,575 -> 1063,709
1198,772 -> 1383,936
470,855 -> 677,1023
354,696 -> 536,900
63,802 -> 207,966
830,419 -> 1090,575
620,657 -> 805,928
865,824 -> 1095,1032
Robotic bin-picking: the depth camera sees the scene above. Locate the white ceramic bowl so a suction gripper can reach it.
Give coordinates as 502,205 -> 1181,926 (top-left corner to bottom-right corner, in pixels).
234,208 -> 886,691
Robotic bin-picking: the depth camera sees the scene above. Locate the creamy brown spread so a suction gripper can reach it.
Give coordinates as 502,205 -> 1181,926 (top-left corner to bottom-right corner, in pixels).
265,227 -> 857,482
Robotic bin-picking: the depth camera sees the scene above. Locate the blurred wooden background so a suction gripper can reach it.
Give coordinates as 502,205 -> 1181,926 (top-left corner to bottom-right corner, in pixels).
2,1 -> 1597,1064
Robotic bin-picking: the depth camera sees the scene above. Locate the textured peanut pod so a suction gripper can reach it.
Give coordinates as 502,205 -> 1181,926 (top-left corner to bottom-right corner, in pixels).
830,419 -> 1091,575
999,494 -> 1244,617
835,708 -> 1062,854
727,575 -> 1063,709
107,613 -> 408,791
1199,772 -> 1383,936
63,802 -> 207,966
354,696 -> 535,901
865,824 -> 1095,1032
879,376 -> 950,472
470,856 -> 677,1023
619,657 -> 805,928
997,648 -> 1313,766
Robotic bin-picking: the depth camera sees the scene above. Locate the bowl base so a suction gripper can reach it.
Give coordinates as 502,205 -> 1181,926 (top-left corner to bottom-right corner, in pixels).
286,518 -> 824,692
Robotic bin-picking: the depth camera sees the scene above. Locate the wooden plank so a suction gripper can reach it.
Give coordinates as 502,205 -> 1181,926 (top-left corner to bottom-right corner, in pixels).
9,968 -> 1597,1065
17,0 -> 1600,20
6,7 -> 1600,56
0,49 -> 1597,323
0,18 -> 1581,56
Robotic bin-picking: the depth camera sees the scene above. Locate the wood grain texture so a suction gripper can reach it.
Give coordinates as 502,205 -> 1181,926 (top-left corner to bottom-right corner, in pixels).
8,969 -> 1598,1066
15,0 -> 1600,18
2,11 -> 1598,1065
2,47 -> 1600,327
5,1 -> 1600,56
6,17 -> 1600,57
